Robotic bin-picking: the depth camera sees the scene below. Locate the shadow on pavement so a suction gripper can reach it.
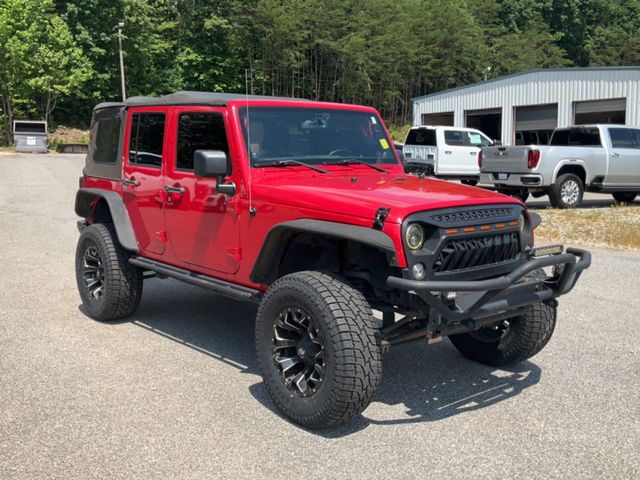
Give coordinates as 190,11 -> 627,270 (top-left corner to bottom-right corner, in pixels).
83,278 -> 541,436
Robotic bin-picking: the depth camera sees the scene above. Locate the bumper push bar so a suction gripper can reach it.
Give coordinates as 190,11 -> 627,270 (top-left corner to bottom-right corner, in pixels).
387,247 -> 591,325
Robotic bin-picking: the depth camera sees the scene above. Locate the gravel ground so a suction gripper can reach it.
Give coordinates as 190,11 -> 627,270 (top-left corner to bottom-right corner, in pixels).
1,153 -> 638,479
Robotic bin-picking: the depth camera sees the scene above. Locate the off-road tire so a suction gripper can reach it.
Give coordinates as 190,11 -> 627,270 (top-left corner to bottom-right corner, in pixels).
75,223 -> 143,321
449,301 -> 556,367
255,271 -> 382,429
548,173 -> 584,209
612,192 -> 637,203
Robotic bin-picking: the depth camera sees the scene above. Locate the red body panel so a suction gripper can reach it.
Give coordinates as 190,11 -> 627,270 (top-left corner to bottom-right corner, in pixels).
83,98 -> 521,291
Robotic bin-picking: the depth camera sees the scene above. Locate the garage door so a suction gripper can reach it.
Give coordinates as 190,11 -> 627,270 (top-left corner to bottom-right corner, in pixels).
465,108 -> 502,141
421,112 -> 454,126
574,98 -> 626,124
514,104 -> 558,145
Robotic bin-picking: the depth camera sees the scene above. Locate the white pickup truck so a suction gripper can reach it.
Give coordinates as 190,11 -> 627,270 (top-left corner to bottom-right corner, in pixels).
480,124 -> 640,208
402,126 -> 494,184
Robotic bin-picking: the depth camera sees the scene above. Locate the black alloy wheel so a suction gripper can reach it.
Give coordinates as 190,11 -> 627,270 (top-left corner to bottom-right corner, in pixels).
82,244 -> 105,301
272,307 -> 325,397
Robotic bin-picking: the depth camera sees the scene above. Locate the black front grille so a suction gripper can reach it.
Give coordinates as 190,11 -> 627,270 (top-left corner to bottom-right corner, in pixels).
433,232 -> 520,273
431,208 -> 514,224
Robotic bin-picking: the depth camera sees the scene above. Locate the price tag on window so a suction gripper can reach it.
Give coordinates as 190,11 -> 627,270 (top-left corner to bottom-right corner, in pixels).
468,133 -> 482,145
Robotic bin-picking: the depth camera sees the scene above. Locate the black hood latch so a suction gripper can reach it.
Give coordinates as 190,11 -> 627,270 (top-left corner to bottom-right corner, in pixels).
373,207 -> 390,230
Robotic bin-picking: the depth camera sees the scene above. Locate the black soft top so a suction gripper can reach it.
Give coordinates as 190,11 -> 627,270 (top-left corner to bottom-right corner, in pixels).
93,91 -> 308,111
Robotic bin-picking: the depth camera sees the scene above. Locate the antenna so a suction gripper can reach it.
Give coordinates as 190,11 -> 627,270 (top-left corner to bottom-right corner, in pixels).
245,68 -> 256,216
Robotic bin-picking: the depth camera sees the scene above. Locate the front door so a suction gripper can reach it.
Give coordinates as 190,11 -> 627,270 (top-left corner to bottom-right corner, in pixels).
606,127 -> 640,186
122,109 -> 168,255
163,107 -> 240,274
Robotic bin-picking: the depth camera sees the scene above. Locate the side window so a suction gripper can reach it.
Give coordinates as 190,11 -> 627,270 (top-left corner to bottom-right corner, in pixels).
176,113 -> 229,170
630,129 -> 640,148
93,110 -> 121,163
129,113 -> 165,167
444,130 -> 464,146
466,132 -> 491,147
609,128 -> 634,149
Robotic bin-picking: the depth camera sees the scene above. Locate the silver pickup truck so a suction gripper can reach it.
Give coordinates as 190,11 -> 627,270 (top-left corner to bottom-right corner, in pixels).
480,124 -> 640,208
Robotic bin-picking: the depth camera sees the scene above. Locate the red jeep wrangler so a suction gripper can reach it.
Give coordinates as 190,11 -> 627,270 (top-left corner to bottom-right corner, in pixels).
75,92 -> 590,428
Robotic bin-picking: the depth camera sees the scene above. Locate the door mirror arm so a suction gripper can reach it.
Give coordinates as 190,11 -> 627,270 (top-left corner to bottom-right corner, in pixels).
216,178 -> 236,196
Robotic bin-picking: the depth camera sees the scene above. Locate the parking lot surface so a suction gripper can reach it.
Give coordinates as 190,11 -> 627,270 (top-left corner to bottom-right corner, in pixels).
1,154 -> 638,479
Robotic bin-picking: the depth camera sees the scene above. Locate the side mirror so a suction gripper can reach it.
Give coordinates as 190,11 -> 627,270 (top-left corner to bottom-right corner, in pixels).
194,150 -> 235,196
492,139 -> 502,146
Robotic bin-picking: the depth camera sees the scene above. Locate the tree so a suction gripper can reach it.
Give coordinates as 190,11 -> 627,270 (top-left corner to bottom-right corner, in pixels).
0,0 -> 92,140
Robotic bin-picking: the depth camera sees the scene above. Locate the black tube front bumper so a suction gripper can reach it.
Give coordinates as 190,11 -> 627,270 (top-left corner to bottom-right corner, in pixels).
387,247 -> 591,323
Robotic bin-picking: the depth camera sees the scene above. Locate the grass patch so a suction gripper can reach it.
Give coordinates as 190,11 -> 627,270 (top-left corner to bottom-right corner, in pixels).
535,204 -> 640,250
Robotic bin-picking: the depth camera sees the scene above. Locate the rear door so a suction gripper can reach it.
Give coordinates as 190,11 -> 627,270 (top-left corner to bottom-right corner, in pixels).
438,129 -> 478,175
163,107 -> 240,274
122,108 -> 168,255
606,127 -> 640,185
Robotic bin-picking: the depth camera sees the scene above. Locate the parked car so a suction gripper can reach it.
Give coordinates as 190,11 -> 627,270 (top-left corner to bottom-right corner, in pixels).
402,125 -> 494,184
74,92 -> 590,428
480,124 -> 640,208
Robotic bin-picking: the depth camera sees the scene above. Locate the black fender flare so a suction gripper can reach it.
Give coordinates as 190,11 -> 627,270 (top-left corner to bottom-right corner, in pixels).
250,219 -> 399,284
75,188 -> 139,252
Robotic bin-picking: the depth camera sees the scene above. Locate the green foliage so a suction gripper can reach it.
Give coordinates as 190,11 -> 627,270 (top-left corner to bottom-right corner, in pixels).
0,0 -> 638,145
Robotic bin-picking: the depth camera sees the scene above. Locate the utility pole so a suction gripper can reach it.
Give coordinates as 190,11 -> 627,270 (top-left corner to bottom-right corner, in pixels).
116,22 -> 126,101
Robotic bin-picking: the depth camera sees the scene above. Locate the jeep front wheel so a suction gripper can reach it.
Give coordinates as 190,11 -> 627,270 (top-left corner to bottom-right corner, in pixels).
75,223 -> 143,321
255,271 -> 382,428
449,301 -> 556,366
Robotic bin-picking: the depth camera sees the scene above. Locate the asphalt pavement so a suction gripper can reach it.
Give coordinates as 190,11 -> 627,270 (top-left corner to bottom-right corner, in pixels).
0,153 -> 638,479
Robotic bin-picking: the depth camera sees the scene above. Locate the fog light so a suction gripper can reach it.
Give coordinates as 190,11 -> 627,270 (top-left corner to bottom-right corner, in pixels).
412,263 -> 426,280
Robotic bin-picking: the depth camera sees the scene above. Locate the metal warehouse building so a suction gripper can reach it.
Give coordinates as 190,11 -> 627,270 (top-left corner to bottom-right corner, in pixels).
412,67 -> 640,146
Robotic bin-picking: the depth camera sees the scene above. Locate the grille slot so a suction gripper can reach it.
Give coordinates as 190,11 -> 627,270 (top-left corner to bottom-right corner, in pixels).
433,232 -> 520,273
431,208 -> 514,224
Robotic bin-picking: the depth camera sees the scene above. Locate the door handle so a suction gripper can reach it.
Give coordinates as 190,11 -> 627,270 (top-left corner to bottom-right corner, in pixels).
164,185 -> 185,195
444,151 -> 452,155
469,151 -> 477,155
122,177 -> 140,187
610,153 -> 620,158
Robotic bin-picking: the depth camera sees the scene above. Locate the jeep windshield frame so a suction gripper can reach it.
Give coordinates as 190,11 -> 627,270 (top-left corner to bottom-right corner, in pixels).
238,106 -> 400,168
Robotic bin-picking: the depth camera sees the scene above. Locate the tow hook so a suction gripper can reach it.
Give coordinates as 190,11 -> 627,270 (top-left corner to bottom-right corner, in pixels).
373,207 -> 390,230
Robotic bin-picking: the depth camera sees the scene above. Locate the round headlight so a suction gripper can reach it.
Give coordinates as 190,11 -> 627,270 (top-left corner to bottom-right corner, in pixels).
406,223 -> 425,250
518,213 -> 526,231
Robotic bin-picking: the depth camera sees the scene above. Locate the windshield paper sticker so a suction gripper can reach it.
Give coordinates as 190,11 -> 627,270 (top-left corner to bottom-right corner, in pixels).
468,133 -> 482,145
370,116 -> 377,124
379,138 -> 389,149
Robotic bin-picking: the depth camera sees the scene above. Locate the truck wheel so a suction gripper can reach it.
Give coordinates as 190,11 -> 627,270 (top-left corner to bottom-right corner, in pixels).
548,174 -> 584,208
449,301 -> 556,367
75,223 -> 143,321
255,271 -> 382,428
612,192 -> 637,203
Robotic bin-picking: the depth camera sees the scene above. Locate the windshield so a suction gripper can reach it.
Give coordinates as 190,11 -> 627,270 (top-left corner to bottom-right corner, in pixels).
239,107 -> 399,167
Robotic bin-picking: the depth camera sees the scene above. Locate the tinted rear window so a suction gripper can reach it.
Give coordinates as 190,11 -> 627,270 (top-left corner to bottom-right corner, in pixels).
550,128 -> 601,147
92,108 -> 122,164
609,128 -> 634,148
405,128 -> 436,146
129,113 -> 165,167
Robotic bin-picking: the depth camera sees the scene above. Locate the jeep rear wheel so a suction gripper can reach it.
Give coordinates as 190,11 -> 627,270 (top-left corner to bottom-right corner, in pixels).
255,271 -> 382,428
449,301 -> 556,366
75,223 -> 143,321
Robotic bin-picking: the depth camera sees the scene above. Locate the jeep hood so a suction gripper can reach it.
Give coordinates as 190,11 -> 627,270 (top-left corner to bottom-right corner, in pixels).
260,172 -> 520,224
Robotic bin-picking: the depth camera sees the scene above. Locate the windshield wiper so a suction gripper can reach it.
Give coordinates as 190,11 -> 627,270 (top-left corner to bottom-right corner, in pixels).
257,160 -> 329,174
325,159 -> 387,173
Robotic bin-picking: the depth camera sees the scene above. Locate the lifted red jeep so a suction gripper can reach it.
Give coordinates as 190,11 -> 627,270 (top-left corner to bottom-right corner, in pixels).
75,92 -> 590,428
